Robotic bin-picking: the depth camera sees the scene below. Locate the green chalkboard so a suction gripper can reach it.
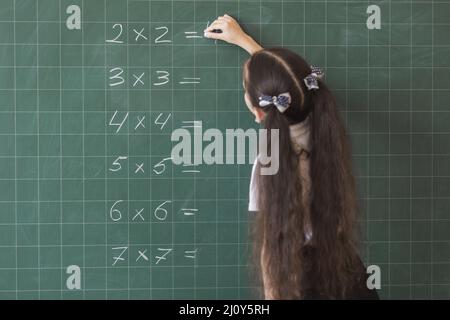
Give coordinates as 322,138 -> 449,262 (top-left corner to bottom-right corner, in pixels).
0,0 -> 449,300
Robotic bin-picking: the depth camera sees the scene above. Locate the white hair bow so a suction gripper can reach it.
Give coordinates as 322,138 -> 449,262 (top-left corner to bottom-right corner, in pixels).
304,65 -> 324,90
258,92 -> 292,113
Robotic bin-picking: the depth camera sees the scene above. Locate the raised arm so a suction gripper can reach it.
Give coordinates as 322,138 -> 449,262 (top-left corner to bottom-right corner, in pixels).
203,14 -> 263,55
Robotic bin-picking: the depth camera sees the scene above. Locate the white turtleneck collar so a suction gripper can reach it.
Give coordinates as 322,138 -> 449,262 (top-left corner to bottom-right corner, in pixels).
289,115 -> 311,155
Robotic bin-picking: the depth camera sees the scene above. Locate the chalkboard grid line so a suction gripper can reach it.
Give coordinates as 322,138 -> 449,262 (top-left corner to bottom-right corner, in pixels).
0,283 -> 447,294
193,0 -> 196,300
0,196 -> 231,203
59,0 -> 63,301
238,0 -> 243,300
171,0 -> 175,300
5,131 -> 450,137
215,0 -> 218,300
0,243 -> 257,249
148,0 -> 152,301
82,0 -> 86,300
4,64 -> 450,68
5,120 -> 445,135
365,0 -> 371,286
3,41 -> 450,46
5,216 -> 450,224
1,0 -> 450,15
127,0 -> 130,300
4,240 -> 450,247
385,0 -> 390,300
104,0 -> 108,300
5,109 -> 450,115
3,20 -> 450,25
409,0 -> 412,300
0,286 -> 262,292
345,0 -> 349,264
3,87 -> 450,91
4,218 -> 450,225
2,195 -> 450,202
36,0 -> 41,300
13,0 -> 18,301
431,0 -> 435,300
0,255 -> 448,264
0,283 -> 445,293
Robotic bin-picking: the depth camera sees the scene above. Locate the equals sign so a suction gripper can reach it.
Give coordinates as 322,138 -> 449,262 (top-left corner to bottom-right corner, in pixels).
184,249 -> 198,259
179,77 -> 200,85
182,164 -> 200,173
181,208 -> 198,216
184,31 -> 202,39
181,120 -> 201,129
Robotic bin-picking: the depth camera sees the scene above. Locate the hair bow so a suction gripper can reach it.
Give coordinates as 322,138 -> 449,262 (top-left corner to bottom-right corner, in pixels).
303,65 -> 324,90
258,92 -> 292,113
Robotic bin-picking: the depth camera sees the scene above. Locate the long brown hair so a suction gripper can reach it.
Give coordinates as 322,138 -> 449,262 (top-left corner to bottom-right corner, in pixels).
244,48 -> 362,299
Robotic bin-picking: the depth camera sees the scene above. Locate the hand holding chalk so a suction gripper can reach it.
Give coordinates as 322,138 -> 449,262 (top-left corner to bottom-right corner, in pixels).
203,14 -> 263,55
204,14 -> 246,44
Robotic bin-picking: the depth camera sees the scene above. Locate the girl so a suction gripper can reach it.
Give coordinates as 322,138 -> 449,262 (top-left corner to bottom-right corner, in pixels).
204,15 -> 379,300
